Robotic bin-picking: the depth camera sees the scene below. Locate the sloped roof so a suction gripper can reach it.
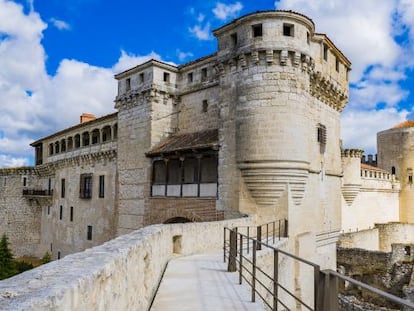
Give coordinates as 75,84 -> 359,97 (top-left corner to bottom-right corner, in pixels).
392,120 -> 414,129
361,163 -> 388,173
147,129 -> 218,156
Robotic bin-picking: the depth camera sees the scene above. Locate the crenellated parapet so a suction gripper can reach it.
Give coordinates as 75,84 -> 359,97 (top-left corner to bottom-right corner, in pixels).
310,71 -> 348,112
0,166 -> 37,176
341,149 -> 364,158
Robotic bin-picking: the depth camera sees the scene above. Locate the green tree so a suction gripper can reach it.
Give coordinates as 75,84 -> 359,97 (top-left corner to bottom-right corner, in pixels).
0,234 -> 17,280
41,252 -> 51,264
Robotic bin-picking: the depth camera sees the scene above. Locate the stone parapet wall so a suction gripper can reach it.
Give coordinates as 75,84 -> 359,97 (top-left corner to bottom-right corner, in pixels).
0,217 -> 253,311
338,228 -> 380,251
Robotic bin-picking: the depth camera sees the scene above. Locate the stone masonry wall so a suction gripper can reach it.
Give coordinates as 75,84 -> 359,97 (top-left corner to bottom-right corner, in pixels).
0,168 -> 43,257
0,217 -> 253,311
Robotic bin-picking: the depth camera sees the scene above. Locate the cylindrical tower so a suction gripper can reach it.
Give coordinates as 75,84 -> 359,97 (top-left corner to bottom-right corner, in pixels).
378,120 -> 414,223
341,149 -> 363,205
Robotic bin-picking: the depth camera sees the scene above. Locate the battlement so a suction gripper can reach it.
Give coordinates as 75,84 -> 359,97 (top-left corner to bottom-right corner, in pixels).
341,149 -> 364,158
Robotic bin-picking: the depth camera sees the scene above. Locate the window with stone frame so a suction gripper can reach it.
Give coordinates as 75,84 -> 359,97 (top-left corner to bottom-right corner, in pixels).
80,173 -> 93,199
252,24 -> 263,37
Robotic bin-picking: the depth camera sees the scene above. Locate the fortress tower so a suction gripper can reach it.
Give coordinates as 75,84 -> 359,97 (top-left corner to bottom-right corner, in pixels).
378,120 -> 414,223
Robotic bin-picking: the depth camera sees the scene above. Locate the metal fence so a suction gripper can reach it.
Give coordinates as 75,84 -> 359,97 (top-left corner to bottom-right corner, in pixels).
223,222 -> 414,311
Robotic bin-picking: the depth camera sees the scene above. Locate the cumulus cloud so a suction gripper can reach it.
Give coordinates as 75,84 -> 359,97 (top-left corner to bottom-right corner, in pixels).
189,22 -> 212,40
212,2 -> 243,21
275,0 -> 414,152
0,0 -> 168,168
177,50 -> 194,62
49,18 -> 71,31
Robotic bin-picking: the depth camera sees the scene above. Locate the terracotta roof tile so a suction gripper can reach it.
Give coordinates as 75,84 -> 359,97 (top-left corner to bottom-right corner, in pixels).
147,129 -> 218,156
361,163 -> 388,173
392,120 -> 414,129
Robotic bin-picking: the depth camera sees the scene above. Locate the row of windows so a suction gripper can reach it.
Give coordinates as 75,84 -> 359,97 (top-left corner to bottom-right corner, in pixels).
47,206 -> 93,240
48,124 -> 117,156
60,174 -> 105,199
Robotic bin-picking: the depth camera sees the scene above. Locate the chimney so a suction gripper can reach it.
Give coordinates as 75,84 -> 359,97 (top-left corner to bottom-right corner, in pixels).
80,113 -> 96,124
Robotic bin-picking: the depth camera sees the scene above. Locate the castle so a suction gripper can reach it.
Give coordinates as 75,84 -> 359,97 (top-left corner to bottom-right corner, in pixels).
0,10 -> 411,273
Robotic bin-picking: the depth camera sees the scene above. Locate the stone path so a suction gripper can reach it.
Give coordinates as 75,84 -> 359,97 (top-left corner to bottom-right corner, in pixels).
150,253 -> 264,311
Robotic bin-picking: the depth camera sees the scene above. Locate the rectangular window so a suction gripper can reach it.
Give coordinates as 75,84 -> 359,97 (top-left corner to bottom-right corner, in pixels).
59,205 -> 63,220
47,206 -> 50,215
87,225 -> 93,240
50,243 -> 53,252
61,178 -> 65,198
323,44 -> 328,61
200,156 -> 218,183
283,23 -> 294,37
70,206 -> 73,222
57,251 -> 61,260
231,33 -> 238,46
317,124 -> 327,145
139,72 -> 144,83
23,177 -> 27,187
80,174 -> 93,199
187,72 -> 193,83
336,57 -> 339,72
99,175 -> 105,198
163,72 -> 170,82
202,100 -> 208,113
201,68 -> 207,81
125,78 -> 131,91
167,159 -> 181,185
252,24 -> 263,37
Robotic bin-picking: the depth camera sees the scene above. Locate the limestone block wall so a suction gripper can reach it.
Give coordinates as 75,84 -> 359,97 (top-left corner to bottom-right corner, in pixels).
0,217 -> 253,311
40,155 -> 117,260
338,228 -> 380,251
0,168 -> 43,257
376,223 -> 414,252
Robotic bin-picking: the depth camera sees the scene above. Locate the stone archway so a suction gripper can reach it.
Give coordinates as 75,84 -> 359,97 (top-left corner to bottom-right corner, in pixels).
163,217 -> 192,224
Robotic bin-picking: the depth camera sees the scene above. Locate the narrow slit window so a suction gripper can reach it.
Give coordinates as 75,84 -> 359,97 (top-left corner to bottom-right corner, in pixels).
202,100 -> 208,113
125,78 -> 131,91
323,44 -> 328,61
336,57 -> 339,72
87,225 -> 93,240
99,175 -> 105,198
70,206 -> 73,222
59,205 -> 63,220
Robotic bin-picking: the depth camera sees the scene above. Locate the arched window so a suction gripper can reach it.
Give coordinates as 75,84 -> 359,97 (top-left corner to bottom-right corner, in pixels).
113,123 -> 118,139
82,132 -> 90,146
55,141 -> 60,154
61,139 -> 66,152
91,129 -> 100,145
49,143 -> 54,155
67,137 -> 73,150
102,125 -> 111,142
74,134 -> 81,148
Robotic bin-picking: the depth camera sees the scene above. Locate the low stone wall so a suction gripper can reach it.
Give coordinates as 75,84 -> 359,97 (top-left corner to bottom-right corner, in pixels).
0,216 -> 253,311
338,228 -> 380,251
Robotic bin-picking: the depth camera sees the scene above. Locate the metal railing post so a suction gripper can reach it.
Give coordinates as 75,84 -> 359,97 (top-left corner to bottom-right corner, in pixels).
252,240 -> 257,302
239,235 -> 243,284
273,221 -> 275,244
227,229 -> 237,272
256,225 -> 262,250
247,227 -> 250,254
273,249 -> 279,311
284,219 -> 288,237
314,266 -> 321,311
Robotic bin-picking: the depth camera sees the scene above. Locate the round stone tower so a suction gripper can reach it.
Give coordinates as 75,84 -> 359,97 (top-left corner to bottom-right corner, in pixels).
341,149 -> 363,205
213,11 -> 349,213
378,120 -> 414,223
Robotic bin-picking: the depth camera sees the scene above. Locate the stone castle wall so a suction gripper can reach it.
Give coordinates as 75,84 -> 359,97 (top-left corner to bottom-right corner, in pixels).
0,168 -> 44,257
0,217 -> 253,311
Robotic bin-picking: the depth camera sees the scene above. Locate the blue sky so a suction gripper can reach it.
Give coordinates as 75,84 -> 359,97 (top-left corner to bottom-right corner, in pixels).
1,0 -> 414,167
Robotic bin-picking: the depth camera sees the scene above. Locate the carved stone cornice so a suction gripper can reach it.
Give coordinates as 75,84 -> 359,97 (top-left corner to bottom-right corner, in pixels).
35,150 -> 117,176
341,149 -> 364,158
310,71 -> 348,112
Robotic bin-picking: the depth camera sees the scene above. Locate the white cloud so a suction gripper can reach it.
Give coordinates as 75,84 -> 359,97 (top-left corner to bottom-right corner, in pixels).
112,50 -> 162,74
212,2 -> 243,21
341,107 -> 408,154
0,154 -> 28,168
189,22 -> 212,40
177,50 -> 194,62
50,18 -> 70,31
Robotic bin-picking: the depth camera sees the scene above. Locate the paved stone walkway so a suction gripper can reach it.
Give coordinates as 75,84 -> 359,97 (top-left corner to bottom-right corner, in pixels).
151,253 -> 264,311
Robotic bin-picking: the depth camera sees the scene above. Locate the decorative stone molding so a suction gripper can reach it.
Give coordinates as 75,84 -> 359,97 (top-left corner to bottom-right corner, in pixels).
342,184 -> 361,205
310,71 -> 348,112
238,160 -> 309,206
341,149 -> 364,158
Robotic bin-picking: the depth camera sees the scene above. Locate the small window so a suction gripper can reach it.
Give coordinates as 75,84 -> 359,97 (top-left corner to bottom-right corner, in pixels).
307,32 -> 310,44
87,225 -> 93,240
74,134 -> 81,148
283,23 -> 294,37
317,124 -> 327,145
61,178 -> 65,198
336,57 -> 339,72
252,24 -> 263,37
80,174 -> 93,199
323,44 -> 328,61
187,72 -> 193,83
202,100 -> 208,113
125,78 -> 131,91
405,246 -> 411,256
163,72 -> 170,83
231,33 -> 238,46
59,205 -> 63,220
70,206 -> 73,222
47,206 -> 50,215
392,166 -> 396,175
139,73 -> 144,83
49,143 -> 54,155
57,251 -> 61,260
23,177 -> 27,187
99,175 -> 105,198
408,168 -> 413,184
201,68 -> 207,81
50,243 -> 53,252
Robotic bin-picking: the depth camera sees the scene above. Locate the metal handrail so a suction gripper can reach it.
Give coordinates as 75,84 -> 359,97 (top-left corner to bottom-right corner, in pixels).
224,224 -> 414,311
